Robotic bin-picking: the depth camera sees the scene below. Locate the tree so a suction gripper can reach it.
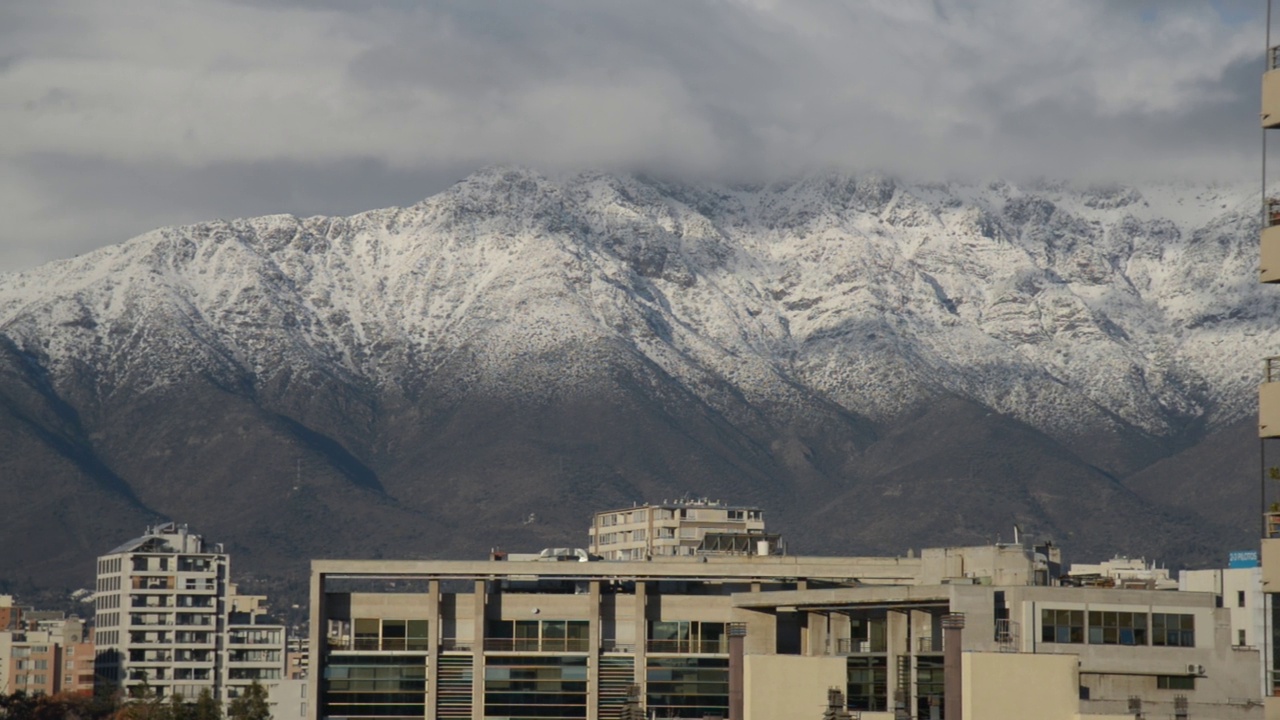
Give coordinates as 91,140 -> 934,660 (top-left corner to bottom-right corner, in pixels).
0,691 -> 39,720
191,690 -> 221,720
225,683 -> 269,720
167,693 -> 193,720
114,680 -> 166,720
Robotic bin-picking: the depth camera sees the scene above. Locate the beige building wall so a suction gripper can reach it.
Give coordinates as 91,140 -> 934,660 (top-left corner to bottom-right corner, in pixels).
963,652 -> 1078,720
742,655 -> 845,720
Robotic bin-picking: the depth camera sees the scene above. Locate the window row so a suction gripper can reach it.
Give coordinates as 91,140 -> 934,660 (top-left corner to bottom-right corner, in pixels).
1041,610 -> 1195,647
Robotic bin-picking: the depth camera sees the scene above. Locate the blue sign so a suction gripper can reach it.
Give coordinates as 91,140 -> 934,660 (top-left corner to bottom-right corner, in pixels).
1229,550 -> 1259,569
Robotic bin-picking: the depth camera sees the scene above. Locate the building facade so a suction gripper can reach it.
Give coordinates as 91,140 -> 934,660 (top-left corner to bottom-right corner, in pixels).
587,500 -> 774,560
0,613 -> 94,697
309,543 -> 1262,720
1259,16 -> 1280,718
93,523 -> 287,708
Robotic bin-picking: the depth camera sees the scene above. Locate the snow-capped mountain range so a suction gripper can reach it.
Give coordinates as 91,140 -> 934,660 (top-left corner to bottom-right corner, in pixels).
0,167 -> 1269,582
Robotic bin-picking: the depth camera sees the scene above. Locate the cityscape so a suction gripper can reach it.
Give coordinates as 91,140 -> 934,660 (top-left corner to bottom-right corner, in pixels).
4,2 -> 1280,720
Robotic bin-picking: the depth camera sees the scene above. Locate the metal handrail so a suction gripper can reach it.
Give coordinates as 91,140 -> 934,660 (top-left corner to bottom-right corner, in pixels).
646,639 -> 726,654
484,638 -> 591,653
1267,357 -> 1280,383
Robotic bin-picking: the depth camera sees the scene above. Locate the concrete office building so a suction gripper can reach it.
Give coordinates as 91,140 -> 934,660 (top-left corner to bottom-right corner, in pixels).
588,500 -> 776,560
93,522 -> 287,708
309,540 -> 1263,720
1181,561 -> 1266,698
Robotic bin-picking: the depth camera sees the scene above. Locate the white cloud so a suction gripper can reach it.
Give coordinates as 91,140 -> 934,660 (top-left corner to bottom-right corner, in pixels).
0,0 -> 1266,269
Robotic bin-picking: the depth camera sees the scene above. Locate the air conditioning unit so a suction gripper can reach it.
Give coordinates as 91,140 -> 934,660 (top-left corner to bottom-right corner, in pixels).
1187,664 -> 1197,674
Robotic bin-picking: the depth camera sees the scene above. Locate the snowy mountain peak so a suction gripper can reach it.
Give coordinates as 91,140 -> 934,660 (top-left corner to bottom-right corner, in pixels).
0,169 -> 1270,446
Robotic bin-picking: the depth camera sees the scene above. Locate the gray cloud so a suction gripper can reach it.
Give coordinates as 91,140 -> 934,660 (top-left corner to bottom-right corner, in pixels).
0,0 -> 1267,270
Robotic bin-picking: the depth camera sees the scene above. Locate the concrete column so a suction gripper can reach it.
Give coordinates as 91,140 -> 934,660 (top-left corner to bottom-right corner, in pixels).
942,614 -> 964,720
633,582 -> 647,703
728,625 -> 746,720
886,610 -> 908,719
426,580 -> 439,720
306,567 -> 324,720
471,580 -> 486,720
805,611 -> 827,656
588,580 -> 601,720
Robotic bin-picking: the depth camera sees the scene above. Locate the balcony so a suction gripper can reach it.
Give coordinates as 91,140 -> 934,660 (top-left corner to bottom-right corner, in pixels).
1264,538 -> 1280,594
1266,47 -> 1280,129
484,638 -> 591,653
1263,358 -> 1280,438
646,639 -> 726,655
1264,201 -> 1280,283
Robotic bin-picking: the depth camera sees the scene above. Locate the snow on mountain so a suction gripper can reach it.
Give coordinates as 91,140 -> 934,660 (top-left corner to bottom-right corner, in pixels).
0,168 -> 1270,446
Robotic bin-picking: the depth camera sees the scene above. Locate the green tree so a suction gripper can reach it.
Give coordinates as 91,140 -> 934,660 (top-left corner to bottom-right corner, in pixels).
115,680 -> 166,720
191,690 -> 221,720
0,691 -> 40,720
225,683 -> 269,720
167,693 -> 192,720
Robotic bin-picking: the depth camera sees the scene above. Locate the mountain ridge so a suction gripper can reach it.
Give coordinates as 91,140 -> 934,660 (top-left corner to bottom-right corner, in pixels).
0,167 -> 1268,586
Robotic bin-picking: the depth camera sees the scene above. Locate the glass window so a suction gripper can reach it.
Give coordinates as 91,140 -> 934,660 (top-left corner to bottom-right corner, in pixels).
381,620 -> 406,651
1041,609 -> 1084,644
406,620 -> 429,651
353,618 -> 379,651
1152,614 -> 1195,647
846,656 -> 888,712
1087,611 -> 1147,646
1157,675 -> 1195,690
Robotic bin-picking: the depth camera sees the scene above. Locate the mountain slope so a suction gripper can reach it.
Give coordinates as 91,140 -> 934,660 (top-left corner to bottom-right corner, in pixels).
0,168 -> 1269,586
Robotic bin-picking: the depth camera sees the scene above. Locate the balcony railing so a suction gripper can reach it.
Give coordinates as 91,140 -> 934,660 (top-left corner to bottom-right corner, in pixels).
439,639 -> 471,652
1271,45 -> 1280,71
484,638 -> 591,653
917,636 -> 943,653
1266,511 -> 1280,539
1267,357 -> 1280,383
646,639 -> 726,654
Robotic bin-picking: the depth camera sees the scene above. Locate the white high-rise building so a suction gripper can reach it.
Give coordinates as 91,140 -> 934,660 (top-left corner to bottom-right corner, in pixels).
93,522 -> 285,707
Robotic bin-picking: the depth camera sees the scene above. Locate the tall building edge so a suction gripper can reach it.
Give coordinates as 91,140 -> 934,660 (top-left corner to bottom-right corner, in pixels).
1262,9 -> 1280,718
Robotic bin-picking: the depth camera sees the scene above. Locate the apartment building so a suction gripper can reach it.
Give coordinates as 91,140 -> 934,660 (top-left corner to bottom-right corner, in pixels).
0,613 -> 94,696
93,522 -> 287,708
309,541 -> 1262,720
0,596 -> 20,631
588,500 -> 776,560
1255,12 -> 1280,718
2,631 -> 60,696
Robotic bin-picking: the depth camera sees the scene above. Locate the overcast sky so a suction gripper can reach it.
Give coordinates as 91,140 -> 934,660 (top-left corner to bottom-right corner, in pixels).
0,0 -> 1266,271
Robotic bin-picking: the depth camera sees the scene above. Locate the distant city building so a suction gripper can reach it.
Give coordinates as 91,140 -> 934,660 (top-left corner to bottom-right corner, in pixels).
0,610 -> 93,696
1181,561 -> 1266,697
588,499 -> 777,560
93,522 -> 286,709
0,596 -> 21,631
1065,556 -> 1178,590
310,532 -> 1263,720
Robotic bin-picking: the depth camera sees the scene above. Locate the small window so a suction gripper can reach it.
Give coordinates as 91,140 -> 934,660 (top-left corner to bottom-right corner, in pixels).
1238,590 -> 1246,608
1157,675 -> 1195,690
1239,629 -> 1247,646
